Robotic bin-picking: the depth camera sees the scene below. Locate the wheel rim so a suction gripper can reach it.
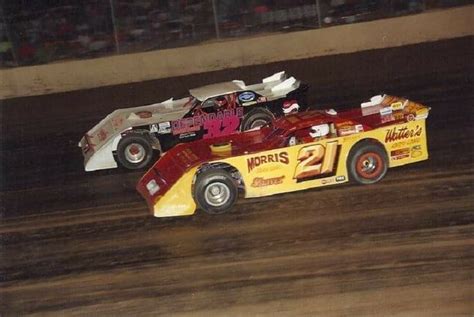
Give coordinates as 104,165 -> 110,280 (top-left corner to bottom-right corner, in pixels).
356,152 -> 383,179
124,143 -> 146,164
250,118 -> 269,129
204,182 -> 231,207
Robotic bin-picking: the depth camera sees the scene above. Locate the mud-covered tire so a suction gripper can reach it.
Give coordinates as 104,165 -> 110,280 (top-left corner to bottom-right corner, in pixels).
194,169 -> 238,214
117,133 -> 153,170
241,108 -> 274,131
348,142 -> 388,185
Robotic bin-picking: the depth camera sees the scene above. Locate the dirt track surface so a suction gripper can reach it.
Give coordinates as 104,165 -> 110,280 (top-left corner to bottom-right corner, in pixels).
0,37 -> 473,316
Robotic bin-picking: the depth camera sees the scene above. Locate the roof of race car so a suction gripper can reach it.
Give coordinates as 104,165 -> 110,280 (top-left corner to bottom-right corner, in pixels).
189,82 -> 244,101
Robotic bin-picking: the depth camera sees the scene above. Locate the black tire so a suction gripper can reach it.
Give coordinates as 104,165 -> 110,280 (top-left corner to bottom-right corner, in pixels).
241,108 -> 274,131
347,142 -> 388,185
116,133 -> 153,170
194,169 -> 238,214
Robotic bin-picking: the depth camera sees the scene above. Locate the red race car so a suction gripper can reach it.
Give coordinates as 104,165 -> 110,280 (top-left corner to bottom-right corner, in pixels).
137,95 -> 430,217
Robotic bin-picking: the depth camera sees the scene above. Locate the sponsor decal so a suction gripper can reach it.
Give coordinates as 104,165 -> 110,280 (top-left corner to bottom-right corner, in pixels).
336,120 -> 355,127
390,148 -> 410,160
336,175 -> 346,182
238,91 -> 256,102
166,204 -> 192,213
390,101 -> 404,111
394,112 -> 405,120
283,100 -> 300,114
336,120 -> 362,136
361,105 -> 380,116
251,176 -> 285,187
411,145 -> 423,158
385,125 -> 423,143
247,151 -> 289,173
294,141 -> 340,181
177,148 -> 199,164
321,178 -> 333,185
158,122 -> 171,134
179,132 -> 196,139
379,107 -> 393,116
97,128 -> 108,142
172,107 -> 243,135
338,125 -> 362,136
203,116 -> 240,139
112,116 -> 125,128
381,114 -> 395,124
135,111 -> 152,119
257,96 -> 267,103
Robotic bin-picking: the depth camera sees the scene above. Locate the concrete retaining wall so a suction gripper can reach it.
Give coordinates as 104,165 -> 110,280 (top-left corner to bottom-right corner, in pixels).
0,5 -> 472,100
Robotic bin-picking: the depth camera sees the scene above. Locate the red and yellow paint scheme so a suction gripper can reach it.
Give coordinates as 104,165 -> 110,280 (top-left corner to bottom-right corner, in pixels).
137,95 -> 430,217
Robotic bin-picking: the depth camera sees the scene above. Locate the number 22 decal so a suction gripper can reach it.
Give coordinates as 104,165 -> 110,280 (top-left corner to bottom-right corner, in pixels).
294,141 -> 339,181
203,116 -> 240,139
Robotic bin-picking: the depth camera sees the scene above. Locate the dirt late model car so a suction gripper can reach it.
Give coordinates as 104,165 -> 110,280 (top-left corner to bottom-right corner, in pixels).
79,71 -> 308,171
137,94 -> 430,217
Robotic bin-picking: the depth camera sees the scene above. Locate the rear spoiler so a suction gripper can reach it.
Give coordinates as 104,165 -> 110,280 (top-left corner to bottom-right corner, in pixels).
361,94 -> 386,108
361,94 -> 430,121
262,71 -> 287,83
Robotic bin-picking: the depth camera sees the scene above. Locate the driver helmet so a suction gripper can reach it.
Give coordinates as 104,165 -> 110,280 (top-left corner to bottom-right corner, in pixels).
215,97 -> 228,108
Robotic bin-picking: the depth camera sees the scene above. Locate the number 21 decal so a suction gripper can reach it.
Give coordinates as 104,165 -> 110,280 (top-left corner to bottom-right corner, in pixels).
294,141 -> 339,181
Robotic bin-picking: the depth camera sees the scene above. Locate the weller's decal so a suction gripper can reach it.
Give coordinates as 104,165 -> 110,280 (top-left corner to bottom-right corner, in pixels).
251,176 -> 285,187
385,125 -> 423,143
172,107 -> 244,135
247,151 -> 289,173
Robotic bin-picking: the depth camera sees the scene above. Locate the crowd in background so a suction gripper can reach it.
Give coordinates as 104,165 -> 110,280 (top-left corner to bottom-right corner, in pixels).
0,0 -> 470,67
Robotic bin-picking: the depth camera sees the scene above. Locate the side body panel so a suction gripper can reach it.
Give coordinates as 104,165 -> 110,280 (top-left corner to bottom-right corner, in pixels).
210,119 -> 429,199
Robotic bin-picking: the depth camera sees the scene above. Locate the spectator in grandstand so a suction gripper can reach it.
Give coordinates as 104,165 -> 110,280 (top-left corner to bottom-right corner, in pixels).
0,36 -> 15,66
18,38 -> 36,65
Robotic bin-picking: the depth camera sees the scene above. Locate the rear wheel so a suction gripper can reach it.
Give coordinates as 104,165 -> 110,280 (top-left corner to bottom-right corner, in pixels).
348,142 -> 388,184
241,108 -> 274,131
194,169 -> 238,214
117,133 -> 153,170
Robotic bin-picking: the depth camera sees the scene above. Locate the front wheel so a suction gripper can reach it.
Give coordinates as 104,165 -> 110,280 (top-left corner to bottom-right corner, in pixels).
194,169 -> 238,214
116,133 -> 153,170
348,142 -> 388,185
